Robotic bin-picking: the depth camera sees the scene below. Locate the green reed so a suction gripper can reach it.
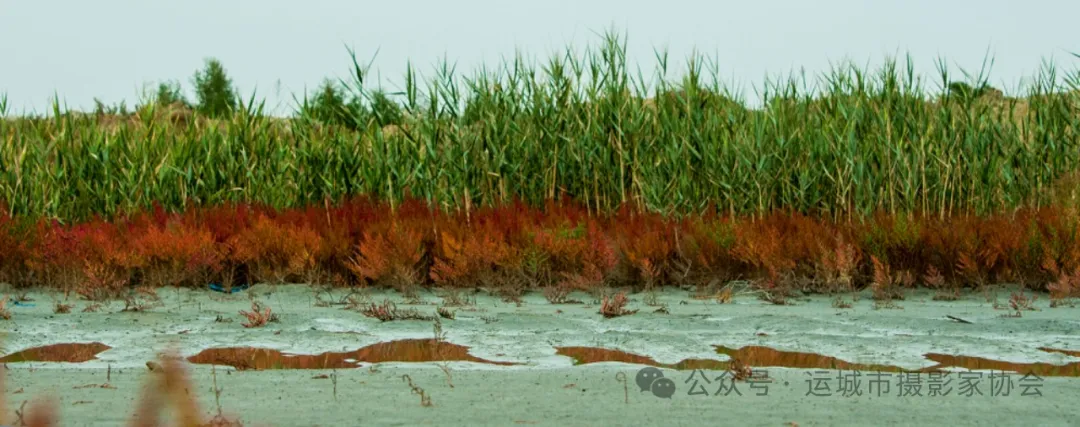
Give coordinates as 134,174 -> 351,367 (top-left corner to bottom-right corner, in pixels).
1,31 -> 1078,223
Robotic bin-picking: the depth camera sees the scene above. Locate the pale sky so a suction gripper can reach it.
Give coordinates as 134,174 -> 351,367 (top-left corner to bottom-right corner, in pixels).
2,0 -> 1078,116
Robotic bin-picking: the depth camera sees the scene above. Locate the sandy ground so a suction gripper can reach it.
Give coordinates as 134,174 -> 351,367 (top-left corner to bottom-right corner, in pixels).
2,284 -> 1079,426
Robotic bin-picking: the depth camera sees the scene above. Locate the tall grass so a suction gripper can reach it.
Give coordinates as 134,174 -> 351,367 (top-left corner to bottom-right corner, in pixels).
1,32 -> 1079,223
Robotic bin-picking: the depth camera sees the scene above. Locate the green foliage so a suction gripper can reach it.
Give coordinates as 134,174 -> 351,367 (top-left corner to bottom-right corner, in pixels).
947,81 -> 996,103
369,89 -> 404,127
92,97 -> 129,116
0,31 -> 1079,222
153,80 -> 190,108
192,57 -> 238,117
297,79 -> 368,130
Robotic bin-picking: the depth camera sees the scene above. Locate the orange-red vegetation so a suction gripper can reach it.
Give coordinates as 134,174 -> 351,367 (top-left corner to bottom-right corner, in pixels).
0,198 -> 1078,299
238,301 -> 277,328
599,291 -> 637,318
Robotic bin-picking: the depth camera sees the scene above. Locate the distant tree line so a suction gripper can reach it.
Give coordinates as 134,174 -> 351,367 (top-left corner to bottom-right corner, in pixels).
87,57 -> 406,131
87,55 -> 1012,131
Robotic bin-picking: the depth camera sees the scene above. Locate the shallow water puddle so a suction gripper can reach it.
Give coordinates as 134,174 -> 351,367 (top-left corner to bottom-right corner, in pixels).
560,345 -> 1080,377
714,345 -> 912,373
186,338 -> 517,370
0,342 -> 112,363
1038,347 -> 1080,358
555,345 -> 910,372
925,353 -> 1080,377
555,346 -> 727,370
723,345 -> 1080,377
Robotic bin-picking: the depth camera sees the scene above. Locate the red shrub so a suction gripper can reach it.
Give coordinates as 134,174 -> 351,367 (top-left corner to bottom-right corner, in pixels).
29,219 -> 136,300
194,203 -> 259,244
679,215 -> 739,284
529,219 -> 618,291
730,218 -> 795,278
599,291 -> 637,318
429,214 -> 522,288
226,214 -> 323,284
817,231 -> 862,292
9,198 -> 1080,298
130,221 -> 222,288
1029,208 -> 1080,286
855,212 -> 923,275
0,210 -> 35,286
977,215 -> 1028,281
345,218 -> 430,293
611,211 -> 681,288
312,224 -> 355,285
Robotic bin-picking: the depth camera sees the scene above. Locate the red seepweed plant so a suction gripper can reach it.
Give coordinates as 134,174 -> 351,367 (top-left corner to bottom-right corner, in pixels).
345,219 -> 429,298
227,214 -> 323,285
2,198 -> 1080,300
599,291 -> 637,318
429,214 -> 522,289
238,300 -> 277,328
129,221 -> 223,288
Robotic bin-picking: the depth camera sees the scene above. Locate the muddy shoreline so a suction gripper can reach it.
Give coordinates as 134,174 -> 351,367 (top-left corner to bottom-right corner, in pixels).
2,284 -> 1079,426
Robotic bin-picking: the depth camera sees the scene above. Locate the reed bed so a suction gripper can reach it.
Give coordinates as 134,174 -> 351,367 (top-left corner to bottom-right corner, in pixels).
2,34 -> 1078,222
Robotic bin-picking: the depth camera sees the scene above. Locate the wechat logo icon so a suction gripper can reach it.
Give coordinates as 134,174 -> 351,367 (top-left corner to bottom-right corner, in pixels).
636,367 -> 676,399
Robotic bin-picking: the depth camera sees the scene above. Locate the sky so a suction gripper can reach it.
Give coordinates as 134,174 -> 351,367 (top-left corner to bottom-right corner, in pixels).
2,0 -> 1078,116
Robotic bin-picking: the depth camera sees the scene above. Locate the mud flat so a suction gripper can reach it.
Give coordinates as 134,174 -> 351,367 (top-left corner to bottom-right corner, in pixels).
2,284 -> 1079,426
